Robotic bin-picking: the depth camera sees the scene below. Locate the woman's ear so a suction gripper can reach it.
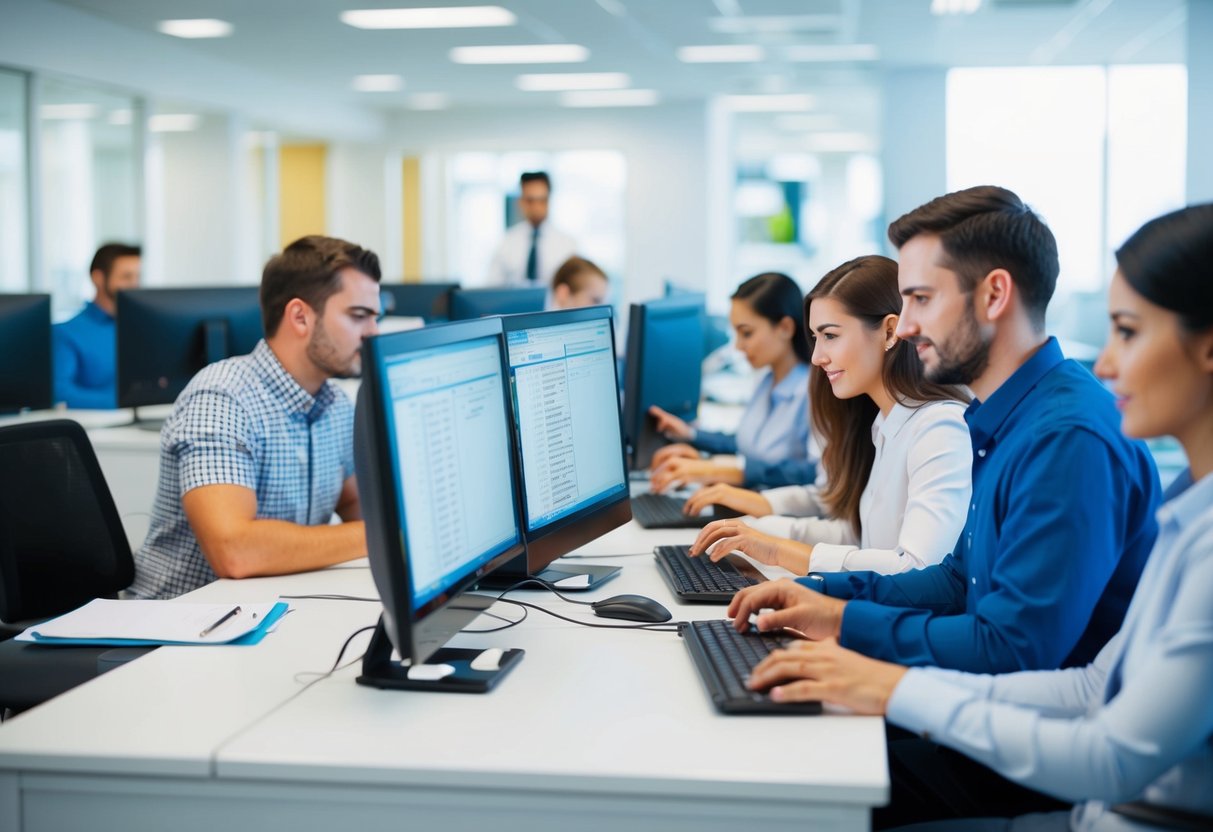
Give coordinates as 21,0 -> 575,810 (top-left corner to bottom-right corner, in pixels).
778,315 -> 797,341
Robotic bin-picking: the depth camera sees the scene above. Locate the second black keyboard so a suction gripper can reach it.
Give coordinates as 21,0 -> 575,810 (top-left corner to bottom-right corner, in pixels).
681,619 -> 822,714
654,544 -> 763,602
631,493 -> 742,530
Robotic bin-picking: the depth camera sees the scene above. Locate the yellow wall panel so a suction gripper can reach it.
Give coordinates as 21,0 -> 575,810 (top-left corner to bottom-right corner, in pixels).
279,144 -> 326,248
402,156 -> 422,282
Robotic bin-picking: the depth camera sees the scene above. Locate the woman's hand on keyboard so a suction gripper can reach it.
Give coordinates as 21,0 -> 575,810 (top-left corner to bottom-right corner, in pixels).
746,638 -> 908,713
689,518 -> 812,575
650,442 -> 698,470
682,484 -> 772,518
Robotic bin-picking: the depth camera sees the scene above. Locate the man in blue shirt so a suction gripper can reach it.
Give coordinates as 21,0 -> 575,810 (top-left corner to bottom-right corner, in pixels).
728,186 -> 1160,675
52,242 -> 142,408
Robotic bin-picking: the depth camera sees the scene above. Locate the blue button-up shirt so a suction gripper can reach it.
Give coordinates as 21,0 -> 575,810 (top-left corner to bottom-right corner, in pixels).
802,338 -> 1160,673
130,340 -> 354,599
52,301 -> 117,409
694,363 -> 814,487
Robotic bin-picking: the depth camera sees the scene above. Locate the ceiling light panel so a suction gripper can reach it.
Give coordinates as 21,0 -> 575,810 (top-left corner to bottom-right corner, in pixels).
782,44 -> 879,62
157,19 -> 233,38
709,15 -> 842,34
352,74 -> 405,92
450,44 -> 589,64
341,6 -> 516,29
561,89 -> 659,107
150,114 -> 201,132
930,0 -> 982,14
722,94 -> 817,112
516,72 -> 630,91
677,44 -> 765,63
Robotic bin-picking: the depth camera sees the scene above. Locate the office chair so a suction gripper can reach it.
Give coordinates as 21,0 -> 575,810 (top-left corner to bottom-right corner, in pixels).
0,419 -> 152,713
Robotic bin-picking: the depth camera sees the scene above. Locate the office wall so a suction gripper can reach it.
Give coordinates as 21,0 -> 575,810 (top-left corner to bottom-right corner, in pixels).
388,102 -> 710,305
1189,0 -> 1213,203
279,144 -> 327,248
325,142 -> 403,281
880,68 -> 947,243
151,114 -> 255,286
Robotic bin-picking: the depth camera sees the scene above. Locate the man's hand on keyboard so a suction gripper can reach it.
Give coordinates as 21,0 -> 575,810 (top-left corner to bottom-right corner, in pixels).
726,578 -> 845,641
682,484 -> 772,518
689,518 -> 812,575
745,638 -> 908,713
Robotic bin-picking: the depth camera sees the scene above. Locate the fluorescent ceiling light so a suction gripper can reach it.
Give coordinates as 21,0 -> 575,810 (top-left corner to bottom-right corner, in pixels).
516,72 -> 630,91
107,109 -> 133,126
783,44 -> 879,62
931,0 -> 981,14
561,89 -> 659,108
677,44 -> 765,63
157,18 -> 233,38
341,6 -> 515,29
40,103 -> 98,120
407,93 -> 451,110
710,15 -> 840,34
722,94 -> 816,112
352,74 -> 404,92
150,114 -> 201,132
774,113 -> 841,131
803,132 -> 877,153
450,44 -> 588,64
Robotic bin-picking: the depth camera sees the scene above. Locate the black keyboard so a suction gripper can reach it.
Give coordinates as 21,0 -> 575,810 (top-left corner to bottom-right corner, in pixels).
681,619 -> 821,714
654,544 -> 763,602
631,493 -> 740,529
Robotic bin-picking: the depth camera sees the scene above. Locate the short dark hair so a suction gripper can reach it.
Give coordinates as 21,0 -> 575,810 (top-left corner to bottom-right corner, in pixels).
887,186 -> 1059,328
552,256 -> 606,292
90,242 -> 141,278
1116,203 -> 1213,333
520,171 -> 551,191
732,272 -> 811,364
260,235 -> 381,337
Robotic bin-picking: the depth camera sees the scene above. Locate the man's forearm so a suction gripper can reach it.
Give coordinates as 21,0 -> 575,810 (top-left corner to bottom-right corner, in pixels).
205,519 -> 367,579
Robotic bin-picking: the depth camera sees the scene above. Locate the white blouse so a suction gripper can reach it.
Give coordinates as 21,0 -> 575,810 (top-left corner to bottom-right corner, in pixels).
750,400 -> 972,574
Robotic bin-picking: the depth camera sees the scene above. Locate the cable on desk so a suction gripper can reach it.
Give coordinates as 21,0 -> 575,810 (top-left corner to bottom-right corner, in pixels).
480,577 -> 684,633
292,624 -> 377,686
559,552 -> 652,559
280,594 -> 379,602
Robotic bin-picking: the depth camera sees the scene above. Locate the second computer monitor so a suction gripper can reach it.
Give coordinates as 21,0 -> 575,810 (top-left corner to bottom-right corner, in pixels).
494,307 -> 631,588
0,294 -> 52,413
449,287 -> 546,321
116,287 -> 263,409
379,282 -> 458,322
623,294 -> 707,470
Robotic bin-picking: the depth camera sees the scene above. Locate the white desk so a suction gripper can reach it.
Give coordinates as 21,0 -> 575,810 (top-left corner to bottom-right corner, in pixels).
0,523 -> 887,831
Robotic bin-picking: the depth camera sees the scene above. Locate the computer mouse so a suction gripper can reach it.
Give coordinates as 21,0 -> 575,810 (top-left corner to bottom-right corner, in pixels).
591,594 -> 672,623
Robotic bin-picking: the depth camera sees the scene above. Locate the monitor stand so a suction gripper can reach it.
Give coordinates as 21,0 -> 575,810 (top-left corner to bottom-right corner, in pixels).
355,616 -> 523,694
127,407 -> 166,432
476,562 -> 621,593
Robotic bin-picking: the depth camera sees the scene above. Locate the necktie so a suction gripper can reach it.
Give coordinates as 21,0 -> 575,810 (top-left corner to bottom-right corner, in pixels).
526,226 -> 539,283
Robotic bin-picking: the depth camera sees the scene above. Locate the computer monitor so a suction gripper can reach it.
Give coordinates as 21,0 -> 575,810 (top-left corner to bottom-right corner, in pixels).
0,294 -> 53,413
623,294 -> 707,470
116,287 -> 262,415
449,287 -> 546,321
482,307 -> 631,591
355,317 -> 526,692
379,282 -> 458,322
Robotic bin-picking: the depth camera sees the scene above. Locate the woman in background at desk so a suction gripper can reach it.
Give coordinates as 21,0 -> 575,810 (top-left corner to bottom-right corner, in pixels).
648,271 -> 814,492
737,204 -> 1213,831
686,255 -> 973,576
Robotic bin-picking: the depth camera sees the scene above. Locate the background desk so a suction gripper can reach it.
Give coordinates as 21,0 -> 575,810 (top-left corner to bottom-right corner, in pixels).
0,522 -> 887,831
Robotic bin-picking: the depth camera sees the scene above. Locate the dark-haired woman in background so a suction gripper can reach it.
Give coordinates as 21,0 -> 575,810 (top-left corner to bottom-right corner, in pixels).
649,272 -> 815,491
743,204 -> 1213,831
687,255 -> 972,576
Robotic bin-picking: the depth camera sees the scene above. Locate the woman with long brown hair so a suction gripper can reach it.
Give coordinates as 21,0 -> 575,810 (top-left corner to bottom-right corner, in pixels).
688,255 -> 972,576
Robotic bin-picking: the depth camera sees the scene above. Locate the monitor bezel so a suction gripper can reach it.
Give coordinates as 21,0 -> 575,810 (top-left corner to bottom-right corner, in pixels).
448,287 -> 547,321
0,293 -> 53,412
498,306 -> 632,575
357,317 -> 527,663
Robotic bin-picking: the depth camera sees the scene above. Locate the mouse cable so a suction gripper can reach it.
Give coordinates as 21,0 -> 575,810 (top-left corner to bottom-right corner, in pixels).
493,597 -> 682,633
292,624 -> 377,686
559,552 -> 652,559
280,593 -> 379,602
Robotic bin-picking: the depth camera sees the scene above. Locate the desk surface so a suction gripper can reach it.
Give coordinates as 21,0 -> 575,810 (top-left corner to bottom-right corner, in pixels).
0,522 -> 887,831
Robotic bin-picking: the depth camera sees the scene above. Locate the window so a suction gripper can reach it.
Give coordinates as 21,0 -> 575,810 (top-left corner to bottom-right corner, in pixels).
0,68 -> 28,292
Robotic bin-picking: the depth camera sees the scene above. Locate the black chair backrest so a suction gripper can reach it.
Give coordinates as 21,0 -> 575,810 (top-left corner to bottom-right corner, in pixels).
0,419 -> 133,623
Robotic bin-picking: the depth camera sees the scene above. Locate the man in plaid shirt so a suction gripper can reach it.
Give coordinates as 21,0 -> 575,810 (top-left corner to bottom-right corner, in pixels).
130,236 -> 381,598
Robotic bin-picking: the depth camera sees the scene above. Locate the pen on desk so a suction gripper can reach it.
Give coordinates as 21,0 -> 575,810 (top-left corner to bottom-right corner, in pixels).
199,605 -> 241,638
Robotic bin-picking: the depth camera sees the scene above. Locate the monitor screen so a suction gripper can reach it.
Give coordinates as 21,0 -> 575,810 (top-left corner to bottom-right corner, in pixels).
116,287 -> 262,409
488,307 -> 631,588
449,287 -> 546,321
0,294 -> 52,413
355,317 -> 527,674
381,335 -> 521,610
623,295 -> 706,470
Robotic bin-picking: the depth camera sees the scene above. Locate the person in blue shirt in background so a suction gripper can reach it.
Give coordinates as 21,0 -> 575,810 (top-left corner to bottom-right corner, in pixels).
648,271 -> 815,491
742,203 -> 1213,832
52,242 -> 141,409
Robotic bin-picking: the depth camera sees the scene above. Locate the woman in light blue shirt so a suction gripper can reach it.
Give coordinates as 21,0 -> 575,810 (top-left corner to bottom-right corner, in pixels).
745,204 -> 1213,831
649,272 -> 814,490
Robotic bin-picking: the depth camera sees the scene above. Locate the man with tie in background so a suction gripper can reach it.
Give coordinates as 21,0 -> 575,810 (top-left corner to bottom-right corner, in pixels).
486,171 -> 578,288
